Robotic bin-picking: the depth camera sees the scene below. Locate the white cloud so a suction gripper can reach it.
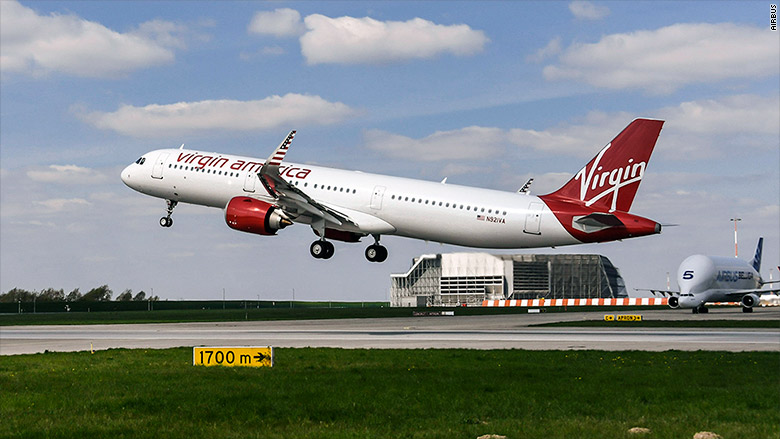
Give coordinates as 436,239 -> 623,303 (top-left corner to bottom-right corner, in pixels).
34,198 -> 92,213
131,19 -> 190,49
300,15 -> 488,65
0,0 -> 179,78
568,1 -> 610,20
652,94 -> 780,158
543,23 -> 779,93
364,94 -> 780,164
364,126 -> 505,161
78,93 -> 356,138
527,37 -> 561,63
507,111 -> 633,157
26,165 -> 108,185
248,8 -> 305,37
658,94 -> 780,135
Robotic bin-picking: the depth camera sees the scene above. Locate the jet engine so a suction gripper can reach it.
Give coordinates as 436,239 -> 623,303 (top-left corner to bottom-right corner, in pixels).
225,196 -> 292,236
741,293 -> 760,309
667,296 -> 679,308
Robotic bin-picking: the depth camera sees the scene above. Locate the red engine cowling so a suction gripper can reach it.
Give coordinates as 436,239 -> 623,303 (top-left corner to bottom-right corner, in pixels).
225,197 -> 291,236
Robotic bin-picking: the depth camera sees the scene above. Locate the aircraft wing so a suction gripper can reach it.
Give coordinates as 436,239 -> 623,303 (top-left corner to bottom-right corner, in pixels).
258,131 -> 357,228
635,288 -> 679,297
724,287 -> 780,298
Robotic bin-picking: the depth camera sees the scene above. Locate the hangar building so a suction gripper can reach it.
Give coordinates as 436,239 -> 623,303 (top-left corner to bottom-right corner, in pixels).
390,253 -> 627,307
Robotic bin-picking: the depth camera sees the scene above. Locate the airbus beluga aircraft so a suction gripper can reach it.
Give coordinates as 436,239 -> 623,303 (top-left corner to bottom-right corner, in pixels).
646,238 -> 780,313
121,118 -> 664,262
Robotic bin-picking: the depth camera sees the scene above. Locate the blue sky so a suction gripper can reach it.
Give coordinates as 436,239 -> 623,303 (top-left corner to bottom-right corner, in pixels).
1,1 -> 778,301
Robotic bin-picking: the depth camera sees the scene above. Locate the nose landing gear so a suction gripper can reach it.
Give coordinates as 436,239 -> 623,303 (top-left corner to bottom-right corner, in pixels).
160,200 -> 177,228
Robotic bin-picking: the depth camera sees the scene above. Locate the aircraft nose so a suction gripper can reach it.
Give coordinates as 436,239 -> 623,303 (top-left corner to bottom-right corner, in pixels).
121,164 -> 133,187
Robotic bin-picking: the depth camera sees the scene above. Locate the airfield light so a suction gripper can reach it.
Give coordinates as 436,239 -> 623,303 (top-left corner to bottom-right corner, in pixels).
729,218 -> 741,258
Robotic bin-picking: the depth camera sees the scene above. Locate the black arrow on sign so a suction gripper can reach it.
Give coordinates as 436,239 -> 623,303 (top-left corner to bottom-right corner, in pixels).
254,352 -> 268,363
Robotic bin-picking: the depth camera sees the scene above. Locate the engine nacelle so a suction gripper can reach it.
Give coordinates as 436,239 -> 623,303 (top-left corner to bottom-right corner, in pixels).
741,293 -> 760,308
225,197 -> 291,236
667,296 -> 679,309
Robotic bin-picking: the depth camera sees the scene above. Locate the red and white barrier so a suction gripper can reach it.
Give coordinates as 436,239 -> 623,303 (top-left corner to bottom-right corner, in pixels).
481,297 -> 668,307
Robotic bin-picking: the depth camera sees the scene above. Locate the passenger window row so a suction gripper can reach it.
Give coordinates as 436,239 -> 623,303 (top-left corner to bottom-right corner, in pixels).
169,163 -> 242,178
168,163 -> 357,195
389,194 -> 507,216
301,181 -> 357,194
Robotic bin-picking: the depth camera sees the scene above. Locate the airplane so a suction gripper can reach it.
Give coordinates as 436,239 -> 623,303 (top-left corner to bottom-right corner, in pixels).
644,238 -> 780,313
121,118 -> 664,262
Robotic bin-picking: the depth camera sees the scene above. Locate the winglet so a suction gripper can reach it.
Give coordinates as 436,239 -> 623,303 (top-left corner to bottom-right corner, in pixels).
259,130 -> 296,198
518,178 -> 534,194
263,130 -> 296,169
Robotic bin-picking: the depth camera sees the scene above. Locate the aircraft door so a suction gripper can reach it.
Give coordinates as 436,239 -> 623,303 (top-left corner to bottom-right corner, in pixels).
151,153 -> 169,179
524,202 -> 543,235
243,172 -> 256,193
370,186 -> 386,210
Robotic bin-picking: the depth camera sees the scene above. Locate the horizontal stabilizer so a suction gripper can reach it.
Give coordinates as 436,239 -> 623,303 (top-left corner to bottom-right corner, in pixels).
573,212 -> 624,233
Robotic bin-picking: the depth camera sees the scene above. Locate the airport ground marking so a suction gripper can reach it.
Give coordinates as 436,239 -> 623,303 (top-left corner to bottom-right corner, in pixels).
604,314 -> 643,322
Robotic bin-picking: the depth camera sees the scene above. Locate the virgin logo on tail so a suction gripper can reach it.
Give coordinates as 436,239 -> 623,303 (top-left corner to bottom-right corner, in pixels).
543,118 -> 664,213
573,143 -> 647,212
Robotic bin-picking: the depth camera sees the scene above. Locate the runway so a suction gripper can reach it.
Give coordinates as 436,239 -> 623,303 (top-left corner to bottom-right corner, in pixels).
2,308 -> 778,355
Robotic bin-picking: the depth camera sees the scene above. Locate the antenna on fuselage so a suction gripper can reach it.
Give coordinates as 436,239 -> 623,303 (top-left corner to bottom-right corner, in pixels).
179,144 -> 185,150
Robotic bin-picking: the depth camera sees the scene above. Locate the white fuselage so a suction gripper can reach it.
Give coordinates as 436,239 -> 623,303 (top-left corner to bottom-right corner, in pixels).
676,255 -> 760,308
121,148 -> 580,248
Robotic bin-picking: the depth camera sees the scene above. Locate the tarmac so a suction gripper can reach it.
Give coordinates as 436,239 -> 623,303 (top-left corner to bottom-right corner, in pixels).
1,307 -> 778,355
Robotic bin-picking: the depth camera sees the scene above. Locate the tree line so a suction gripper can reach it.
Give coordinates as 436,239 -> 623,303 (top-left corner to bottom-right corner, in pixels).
0,286 -> 159,303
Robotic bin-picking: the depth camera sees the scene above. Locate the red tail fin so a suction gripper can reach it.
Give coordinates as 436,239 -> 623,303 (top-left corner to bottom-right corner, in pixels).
543,118 -> 664,212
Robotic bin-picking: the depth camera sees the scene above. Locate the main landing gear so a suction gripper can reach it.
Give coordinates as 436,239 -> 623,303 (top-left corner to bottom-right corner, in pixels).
310,240 -> 334,259
692,305 -> 708,314
365,235 -> 388,263
160,200 -> 177,228
308,234 -> 388,262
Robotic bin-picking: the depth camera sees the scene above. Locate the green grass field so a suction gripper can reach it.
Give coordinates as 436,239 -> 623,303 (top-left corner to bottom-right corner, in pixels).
1,348 -> 777,438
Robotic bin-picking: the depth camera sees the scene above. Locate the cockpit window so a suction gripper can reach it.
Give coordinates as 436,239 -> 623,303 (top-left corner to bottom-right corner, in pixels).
135,157 -> 146,165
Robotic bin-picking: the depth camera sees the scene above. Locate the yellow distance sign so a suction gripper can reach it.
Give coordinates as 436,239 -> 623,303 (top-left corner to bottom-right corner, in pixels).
193,346 -> 273,368
604,315 -> 642,322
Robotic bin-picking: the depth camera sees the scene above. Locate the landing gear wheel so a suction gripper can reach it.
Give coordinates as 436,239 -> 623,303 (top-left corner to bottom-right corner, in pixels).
310,241 -> 334,259
742,307 -> 753,313
365,244 -> 388,263
323,241 -> 334,259
160,200 -> 177,228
